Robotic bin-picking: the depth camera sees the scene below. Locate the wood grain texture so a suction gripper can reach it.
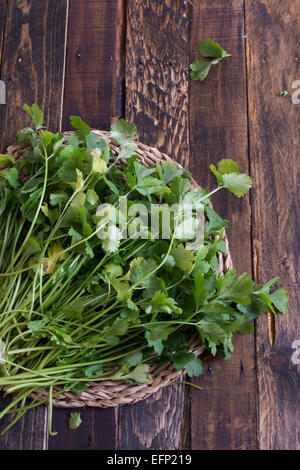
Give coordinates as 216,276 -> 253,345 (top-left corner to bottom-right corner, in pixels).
62,0 -> 123,132
0,0 -> 68,449
48,0 -> 125,451
245,0 -> 300,450
189,0 -> 257,450
125,0 -> 190,166
118,0 -> 190,450
0,0 -> 68,152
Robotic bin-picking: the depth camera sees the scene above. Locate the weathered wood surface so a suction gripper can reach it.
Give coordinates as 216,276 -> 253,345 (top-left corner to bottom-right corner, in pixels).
62,0 -> 124,132
48,0 -> 123,450
0,0 -> 68,449
189,0 -> 257,450
245,0 -> 300,450
117,0 -> 190,450
0,0 -> 67,152
125,0 -> 190,167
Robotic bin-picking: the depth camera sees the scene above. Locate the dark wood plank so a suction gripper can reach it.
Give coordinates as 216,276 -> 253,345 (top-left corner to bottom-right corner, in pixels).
62,0 -> 124,132
245,0 -> 300,450
49,0 -> 125,450
117,0 -> 190,450
0,0 -> 67,152
125,0 -> 190,167
189,0 -> 257,450
0,0 -> 6,61
0,0 -> 68,449
118,384 -> 189,450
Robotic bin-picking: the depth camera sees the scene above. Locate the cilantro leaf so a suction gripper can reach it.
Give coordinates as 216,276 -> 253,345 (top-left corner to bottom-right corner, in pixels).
0,340 -> 6,364
0,153 -> 14,169
190,40 -> 231,82
103,262 -> 123,279
172,352 -> 203,377
16,127 -> 36,145
209,164 -> 223,185
111,364 -> 151,384
145,291 -> 181,316
99,226 -> 122,253
190,60 -> 212,82
121,351 -> 143,367
218,159 -> 239,175
84,364 -> 103,378
130,258 -> 157,284
171,244 -> 195,272
128,364 -> 151,384
210,161 -> 252,197
194,271 -> 207,307
205,206 -> 230,231
185,357 -> 203,377
159,161 -> 183,185
145,330 -> 164,354
50,191 -> 68,206
71,382 -> 88,394
269,289 -> 289,313
134,161 -> 156,182
119,142 -> 138,159
2,167 -> 19,189
217,269 -> 253,305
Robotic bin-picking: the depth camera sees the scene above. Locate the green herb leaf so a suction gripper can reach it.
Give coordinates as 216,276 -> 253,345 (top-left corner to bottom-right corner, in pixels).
111,119 -> 136,145
269,289 -> 289,313
69,412 -> 82,430
218,159 -> 240,175
190,40 -> 231,82
70,116 -> 91,140
222,173 -> 252,197
190,60 -> 212,82
23,104 -> 44,129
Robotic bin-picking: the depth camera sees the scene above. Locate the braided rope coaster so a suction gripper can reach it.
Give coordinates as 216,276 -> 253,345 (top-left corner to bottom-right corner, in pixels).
7,131 -> 233,408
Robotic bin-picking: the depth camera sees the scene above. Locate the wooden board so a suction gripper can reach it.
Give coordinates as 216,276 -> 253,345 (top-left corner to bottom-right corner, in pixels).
125,0 -> 190,167
117,0 -> 191,450
189,0 -> 257,450
48,0 -> 123,450
62,0 -> 125,132
0,0 -> 68,449
245,0 -> 300,450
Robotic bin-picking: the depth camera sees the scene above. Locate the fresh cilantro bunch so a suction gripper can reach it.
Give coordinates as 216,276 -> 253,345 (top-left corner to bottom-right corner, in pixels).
0,105 -> 289,435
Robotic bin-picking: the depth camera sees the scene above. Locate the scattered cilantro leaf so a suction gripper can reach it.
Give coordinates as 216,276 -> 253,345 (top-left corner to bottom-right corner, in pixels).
69,412 -> 82,430
111,119 -> 136,145
23,104 -> 43,129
